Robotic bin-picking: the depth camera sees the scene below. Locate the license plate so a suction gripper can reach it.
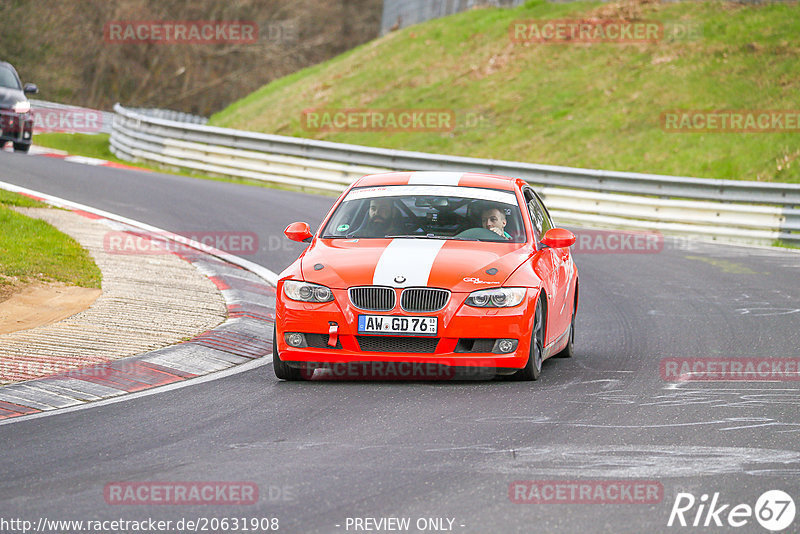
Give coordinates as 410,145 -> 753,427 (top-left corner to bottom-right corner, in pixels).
358,315 -> 437,336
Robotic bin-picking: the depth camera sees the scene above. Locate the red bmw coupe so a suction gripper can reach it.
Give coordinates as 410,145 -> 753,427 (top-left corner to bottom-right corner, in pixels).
274,171 -> 578,381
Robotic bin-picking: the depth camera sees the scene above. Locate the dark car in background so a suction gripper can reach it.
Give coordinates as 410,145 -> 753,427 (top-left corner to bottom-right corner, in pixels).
0,61 -> 37,153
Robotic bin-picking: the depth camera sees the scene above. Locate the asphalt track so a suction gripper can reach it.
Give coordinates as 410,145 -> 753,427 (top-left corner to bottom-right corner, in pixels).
1,150 -> 800,533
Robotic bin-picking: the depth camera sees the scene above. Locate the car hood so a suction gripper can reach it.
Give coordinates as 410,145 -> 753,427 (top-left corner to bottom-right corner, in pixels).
300,238 -> 531,292
0,87 -> 25,110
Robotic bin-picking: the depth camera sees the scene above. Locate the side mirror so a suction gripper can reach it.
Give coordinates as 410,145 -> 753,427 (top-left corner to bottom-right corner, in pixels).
541,228 -> 576,249
23,83 -> 38,95
284,222 -> 313,243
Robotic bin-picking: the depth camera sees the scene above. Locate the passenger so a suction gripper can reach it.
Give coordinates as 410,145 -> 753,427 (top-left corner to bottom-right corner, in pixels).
481,207 -> 512,240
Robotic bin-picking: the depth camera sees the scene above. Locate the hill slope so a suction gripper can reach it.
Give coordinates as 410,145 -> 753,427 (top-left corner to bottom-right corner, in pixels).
210,0 -> 800,183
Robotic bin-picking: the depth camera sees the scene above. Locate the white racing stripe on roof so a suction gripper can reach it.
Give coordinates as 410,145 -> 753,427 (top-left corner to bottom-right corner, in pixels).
373,239 -> 445,287
407,172 -> 464,185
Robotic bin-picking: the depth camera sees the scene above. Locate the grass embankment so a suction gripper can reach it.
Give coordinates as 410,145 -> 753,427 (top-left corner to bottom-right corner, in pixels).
0,190 -> 101,301
33,133 -> 116,161
210,0 -> 800,183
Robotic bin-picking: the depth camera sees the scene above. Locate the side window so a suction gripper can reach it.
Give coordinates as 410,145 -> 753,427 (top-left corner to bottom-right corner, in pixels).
523,188 -> 544,242
532,192 -> 553,235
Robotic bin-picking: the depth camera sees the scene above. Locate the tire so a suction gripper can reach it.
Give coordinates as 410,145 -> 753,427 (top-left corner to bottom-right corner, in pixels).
512,297 -> 544,381
272,324 -> 303,381
13,142 -> 30,153
553,312 -> 575,358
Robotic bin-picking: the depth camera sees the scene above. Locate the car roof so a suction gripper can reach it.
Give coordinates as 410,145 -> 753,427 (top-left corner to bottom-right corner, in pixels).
352,171 -> 522,191
0,61 -> 20,78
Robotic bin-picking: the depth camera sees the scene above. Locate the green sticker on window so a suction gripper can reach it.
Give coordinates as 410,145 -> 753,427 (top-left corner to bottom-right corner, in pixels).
337,224 -> 350,232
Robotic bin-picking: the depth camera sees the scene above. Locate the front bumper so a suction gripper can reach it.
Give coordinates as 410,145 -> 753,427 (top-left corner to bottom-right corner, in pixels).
0,110 -> 33,145
275,286 -> 536,375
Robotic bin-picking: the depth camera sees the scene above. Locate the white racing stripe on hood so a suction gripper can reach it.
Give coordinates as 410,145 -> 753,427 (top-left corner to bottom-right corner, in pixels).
373,239 -> 445,287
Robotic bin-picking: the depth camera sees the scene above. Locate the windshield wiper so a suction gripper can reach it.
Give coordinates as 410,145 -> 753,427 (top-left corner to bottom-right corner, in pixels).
326,234 -> 506,242
386,235 -> 502,242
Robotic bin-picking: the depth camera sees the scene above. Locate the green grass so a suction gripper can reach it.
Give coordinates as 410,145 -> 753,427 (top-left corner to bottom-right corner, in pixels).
210,0 -> 800,183
773,239 -> 800,250
0,191 -> 101,291
33,133 -> 115,160
0,189 -> 46,208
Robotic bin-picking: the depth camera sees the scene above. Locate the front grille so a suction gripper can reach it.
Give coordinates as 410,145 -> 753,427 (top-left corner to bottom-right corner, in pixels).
0,111 -> 22,139
400,288 -> 450,312
349,286 -> 395,311
356,336 -> 439,353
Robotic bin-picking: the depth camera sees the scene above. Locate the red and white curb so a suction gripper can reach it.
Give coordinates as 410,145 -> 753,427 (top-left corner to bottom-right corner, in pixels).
0,181 -> 279,422
4,144 -> 150,173
36,145 -> 149,172
41,153 -> 149,172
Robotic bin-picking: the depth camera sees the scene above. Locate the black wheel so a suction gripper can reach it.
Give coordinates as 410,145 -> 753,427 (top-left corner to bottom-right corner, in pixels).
512,297 -> 544,381
553,312 -> 575,358
13,142 -> 30,153
272,324 -> 303,381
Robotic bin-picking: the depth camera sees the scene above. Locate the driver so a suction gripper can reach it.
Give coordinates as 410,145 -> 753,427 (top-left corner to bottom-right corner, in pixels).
362,198 -> 398,237
481,206 -> 512,240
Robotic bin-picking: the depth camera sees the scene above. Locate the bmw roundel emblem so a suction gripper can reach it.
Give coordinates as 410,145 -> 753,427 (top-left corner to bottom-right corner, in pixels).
394,275 -> 406,284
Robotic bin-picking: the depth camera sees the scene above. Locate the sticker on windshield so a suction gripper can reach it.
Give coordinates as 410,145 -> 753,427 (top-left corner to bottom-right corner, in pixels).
337,224 -> 350,232
346,185 -> 516,204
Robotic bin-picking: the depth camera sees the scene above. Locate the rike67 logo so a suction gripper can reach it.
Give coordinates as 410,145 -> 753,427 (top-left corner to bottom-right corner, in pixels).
668,490 -> 796,531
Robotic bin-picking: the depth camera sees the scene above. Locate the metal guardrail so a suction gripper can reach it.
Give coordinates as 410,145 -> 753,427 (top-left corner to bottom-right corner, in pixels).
381,0 -> 524,34
110,103 -> 800,245
125,107 -> 208,125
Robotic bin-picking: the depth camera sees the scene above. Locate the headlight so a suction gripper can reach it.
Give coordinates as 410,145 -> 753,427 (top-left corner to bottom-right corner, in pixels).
12,101 -> 30,114
465,287 -> 526,308
283,280 -> 334,303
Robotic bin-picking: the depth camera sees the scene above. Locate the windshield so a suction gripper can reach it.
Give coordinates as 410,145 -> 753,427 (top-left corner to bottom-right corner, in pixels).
0,66 -> 21,90
321,185 -> 526,242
